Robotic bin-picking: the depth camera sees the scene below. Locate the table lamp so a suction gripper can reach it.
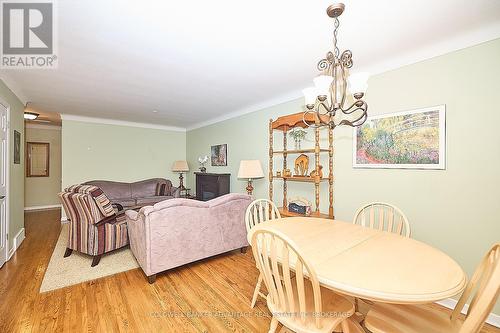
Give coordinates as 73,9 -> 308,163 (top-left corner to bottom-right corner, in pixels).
237,160 -> 264,195
171,160 -> 189,190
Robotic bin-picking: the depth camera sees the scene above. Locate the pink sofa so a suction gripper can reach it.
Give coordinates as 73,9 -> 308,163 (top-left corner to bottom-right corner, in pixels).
125,193 -> 252,283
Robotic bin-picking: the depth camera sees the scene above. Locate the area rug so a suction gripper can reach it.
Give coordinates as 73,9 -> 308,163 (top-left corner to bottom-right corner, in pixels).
40,223 -> 139,292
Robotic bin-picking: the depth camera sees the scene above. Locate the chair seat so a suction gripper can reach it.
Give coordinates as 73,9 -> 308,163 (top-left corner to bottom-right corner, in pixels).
365,303 -> 463,333
267,277 -> 356,333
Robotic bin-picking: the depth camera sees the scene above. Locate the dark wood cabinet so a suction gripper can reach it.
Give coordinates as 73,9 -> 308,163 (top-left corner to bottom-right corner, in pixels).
195,172 -> 230,201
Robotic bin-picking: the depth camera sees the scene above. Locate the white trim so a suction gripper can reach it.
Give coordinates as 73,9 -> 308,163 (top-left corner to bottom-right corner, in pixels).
361,21 -> 500,82
25,123 -> 61,130
24,204 -> 61,211
60,114 -> 186,132
436,298 -> 500,328
186,89 -> 303,131
0,97 -> 10,267
7,228 -> 25,260
187,28 -> 500,131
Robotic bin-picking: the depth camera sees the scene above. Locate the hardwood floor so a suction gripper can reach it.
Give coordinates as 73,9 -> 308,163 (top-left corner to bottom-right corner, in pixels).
0,209 -> 498,333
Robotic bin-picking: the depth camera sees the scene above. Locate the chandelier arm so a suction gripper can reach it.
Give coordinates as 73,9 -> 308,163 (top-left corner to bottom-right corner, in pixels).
316,100 -> 333,116
341,100 -> 367,114
302,109 -> 324,128
338,107 -> 368,127
337,111 -> 368,127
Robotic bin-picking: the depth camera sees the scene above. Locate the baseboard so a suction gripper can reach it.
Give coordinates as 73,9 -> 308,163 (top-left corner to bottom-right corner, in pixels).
436,298 -> 500,328
24,204 -> 61,211
7,228 -> 25,260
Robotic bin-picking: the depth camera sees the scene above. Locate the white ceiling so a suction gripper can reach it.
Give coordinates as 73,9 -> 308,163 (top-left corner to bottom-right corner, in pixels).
2,0 -> 500,129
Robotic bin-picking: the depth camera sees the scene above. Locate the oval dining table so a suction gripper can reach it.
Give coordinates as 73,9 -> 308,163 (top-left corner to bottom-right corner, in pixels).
247,217 -> 467,304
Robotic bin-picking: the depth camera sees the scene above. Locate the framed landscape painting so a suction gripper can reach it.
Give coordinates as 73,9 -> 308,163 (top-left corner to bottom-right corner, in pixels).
211,144 -> 227,166
353,105 -> 446,169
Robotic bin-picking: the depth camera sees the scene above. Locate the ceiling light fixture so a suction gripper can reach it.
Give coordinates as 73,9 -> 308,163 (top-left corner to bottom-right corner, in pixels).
24,112 -> 39,120
24,102 -> 39,120
303,3 -> 368,129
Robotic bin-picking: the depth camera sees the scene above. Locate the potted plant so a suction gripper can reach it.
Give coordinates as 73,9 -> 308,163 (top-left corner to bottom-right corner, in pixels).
289,127 -> 308,150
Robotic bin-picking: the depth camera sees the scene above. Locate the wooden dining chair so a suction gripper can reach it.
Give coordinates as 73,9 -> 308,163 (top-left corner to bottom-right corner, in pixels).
364,243 -> 500,333
352,202 -> 411,237
245,199 -> 281,308
251,229 -> 364,333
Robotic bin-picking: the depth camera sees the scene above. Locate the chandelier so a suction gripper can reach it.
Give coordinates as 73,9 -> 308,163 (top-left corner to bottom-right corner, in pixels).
303,3 -> 368,129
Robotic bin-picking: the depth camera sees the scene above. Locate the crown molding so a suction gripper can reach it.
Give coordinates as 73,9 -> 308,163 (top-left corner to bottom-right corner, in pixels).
60,114 -> 186,132
186,89 -> 304,131
187,25 -> 500,131
361,21 -> 500,77
25,123 -> 61,130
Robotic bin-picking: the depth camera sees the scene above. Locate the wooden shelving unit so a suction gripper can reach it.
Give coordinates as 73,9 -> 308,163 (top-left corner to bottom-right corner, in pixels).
278,207 -> 332,219
273,148 -> 330,154
269,112 -> 334,219
274,176 -> 329,183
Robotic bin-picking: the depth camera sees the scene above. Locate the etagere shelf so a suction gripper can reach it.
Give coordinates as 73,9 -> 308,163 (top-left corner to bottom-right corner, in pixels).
269,112 -> 334,219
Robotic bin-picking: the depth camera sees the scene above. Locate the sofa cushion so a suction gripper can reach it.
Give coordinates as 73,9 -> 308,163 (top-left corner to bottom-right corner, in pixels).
136,195 -> 173,206
131,179 -> 165,198
112,198 -> 136,208
85,180 -> 132,200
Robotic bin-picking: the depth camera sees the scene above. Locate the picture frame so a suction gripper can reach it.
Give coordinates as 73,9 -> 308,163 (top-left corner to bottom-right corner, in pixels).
26,142 -> 50,177
353,105 -> 446,169
211,144 -> 227,166
14,130 -> 21,164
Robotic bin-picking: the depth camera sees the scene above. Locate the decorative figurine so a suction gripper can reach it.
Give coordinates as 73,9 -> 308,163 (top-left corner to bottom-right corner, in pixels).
310,165 -> 324,179
294,154 -> 309,176
198,155 -> 208,172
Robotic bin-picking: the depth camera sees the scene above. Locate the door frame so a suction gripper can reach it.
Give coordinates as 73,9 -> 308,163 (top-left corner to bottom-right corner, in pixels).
0,97 -> 10,266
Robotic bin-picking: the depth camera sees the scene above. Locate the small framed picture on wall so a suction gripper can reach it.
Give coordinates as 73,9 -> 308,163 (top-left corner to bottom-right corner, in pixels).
14,130 -> 21,164
211,144 -> 227,166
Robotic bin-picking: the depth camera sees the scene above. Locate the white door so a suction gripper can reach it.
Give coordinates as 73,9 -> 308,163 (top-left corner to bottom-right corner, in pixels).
0,103 -> 8,267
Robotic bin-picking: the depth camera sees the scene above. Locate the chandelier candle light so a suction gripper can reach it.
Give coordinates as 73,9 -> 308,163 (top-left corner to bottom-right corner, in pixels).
303,3 -> 369,129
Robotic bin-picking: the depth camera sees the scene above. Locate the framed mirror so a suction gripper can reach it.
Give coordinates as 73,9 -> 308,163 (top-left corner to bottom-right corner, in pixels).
26,142 -> 50,177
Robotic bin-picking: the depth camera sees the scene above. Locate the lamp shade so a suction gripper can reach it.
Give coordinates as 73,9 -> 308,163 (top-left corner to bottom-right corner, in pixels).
348,72 -> 369,94
171,160 -> 189,172
302,87 -> 317,105
237,160 -> 264,179
313,75 -> 333,96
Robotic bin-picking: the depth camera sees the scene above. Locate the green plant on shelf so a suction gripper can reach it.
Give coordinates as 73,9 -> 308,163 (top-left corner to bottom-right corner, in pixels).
289,127 -> 307,150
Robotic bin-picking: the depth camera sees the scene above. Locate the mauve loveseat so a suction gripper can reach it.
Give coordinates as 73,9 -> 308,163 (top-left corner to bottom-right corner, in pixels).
84,178 -> 180,210
125,193 -> 252,283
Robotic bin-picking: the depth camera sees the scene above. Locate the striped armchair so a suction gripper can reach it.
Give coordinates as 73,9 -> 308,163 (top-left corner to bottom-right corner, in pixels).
59,185 -> 130,266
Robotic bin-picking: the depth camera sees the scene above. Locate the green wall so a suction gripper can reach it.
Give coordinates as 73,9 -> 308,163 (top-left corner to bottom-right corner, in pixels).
0,79 -> 25,252
187,39 -> 500,315
61,120 -> 186,188
25,126 -> 61,207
